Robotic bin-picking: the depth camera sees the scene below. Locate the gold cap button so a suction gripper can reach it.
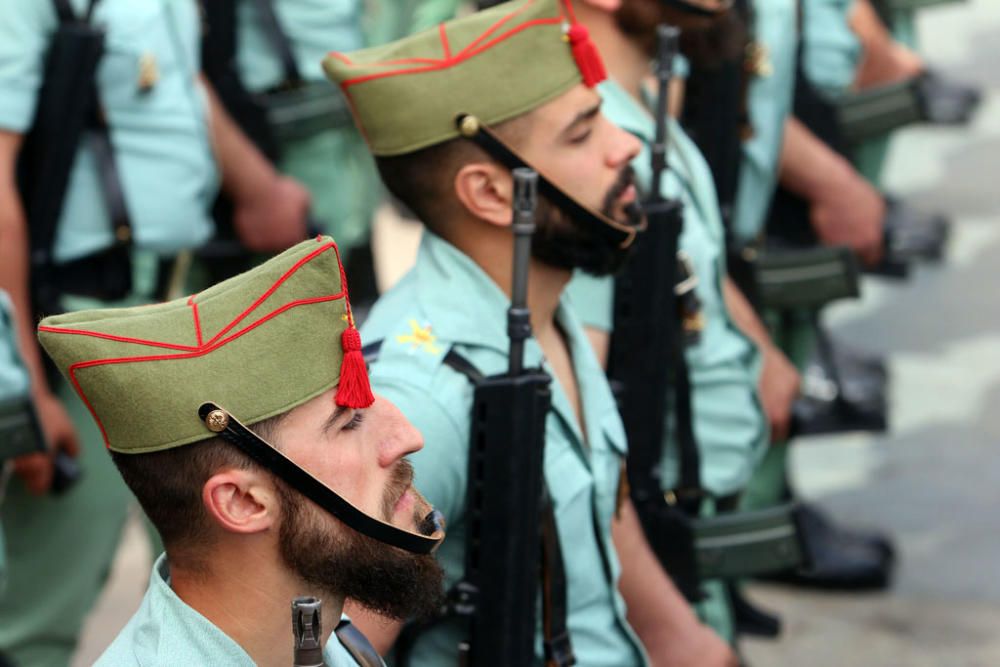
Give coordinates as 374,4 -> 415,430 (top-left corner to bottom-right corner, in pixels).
205,410 -> 229,433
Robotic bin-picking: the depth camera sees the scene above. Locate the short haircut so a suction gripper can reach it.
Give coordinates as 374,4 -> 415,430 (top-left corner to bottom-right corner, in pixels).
374,113 -> 532,234
110,413 -> 285,570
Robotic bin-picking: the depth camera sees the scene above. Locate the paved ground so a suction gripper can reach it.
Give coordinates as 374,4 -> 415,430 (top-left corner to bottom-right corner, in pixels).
73,1 -> 1000,664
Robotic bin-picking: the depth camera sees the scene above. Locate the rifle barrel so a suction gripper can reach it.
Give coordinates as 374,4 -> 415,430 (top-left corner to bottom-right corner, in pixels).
292,596 -> 324,667
650,25 -> 680,200
508,168 -> 538,377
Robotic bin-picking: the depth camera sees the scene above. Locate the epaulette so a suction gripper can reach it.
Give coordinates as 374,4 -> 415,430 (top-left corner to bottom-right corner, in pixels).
363,318 -> 452,392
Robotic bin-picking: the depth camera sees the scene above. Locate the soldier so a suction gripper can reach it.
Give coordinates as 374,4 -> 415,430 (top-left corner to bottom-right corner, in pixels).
565,0 -> 800,644
324,0 -> 737,664
730,0 -> 896,591
0,1 -> 308,663
33,237 -> 445,666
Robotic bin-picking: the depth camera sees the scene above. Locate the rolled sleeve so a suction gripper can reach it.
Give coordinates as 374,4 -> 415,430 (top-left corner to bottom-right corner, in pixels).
0,1 -> 55,133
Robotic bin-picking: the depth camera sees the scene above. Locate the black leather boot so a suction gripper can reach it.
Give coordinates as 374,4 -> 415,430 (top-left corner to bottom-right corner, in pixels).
729,585 -> 782,639
763,502 -> 896,591
915,69 -> 983,126
867,198 -> 951,278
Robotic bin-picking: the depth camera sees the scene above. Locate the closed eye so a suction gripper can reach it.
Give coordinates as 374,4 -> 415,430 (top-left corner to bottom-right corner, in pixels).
342,411 -> 366,432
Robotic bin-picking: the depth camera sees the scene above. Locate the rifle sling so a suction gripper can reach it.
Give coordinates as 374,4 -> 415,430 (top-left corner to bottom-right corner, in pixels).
540,489 -> 575,667
334,619 -> 384,667
251,0 -> 304,87
362,340 -> 575,667
89,95 -> 133,255
29,0 -> 133,314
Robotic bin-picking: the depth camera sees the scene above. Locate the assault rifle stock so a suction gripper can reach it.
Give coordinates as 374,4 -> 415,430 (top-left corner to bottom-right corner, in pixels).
608,25 -> 705,602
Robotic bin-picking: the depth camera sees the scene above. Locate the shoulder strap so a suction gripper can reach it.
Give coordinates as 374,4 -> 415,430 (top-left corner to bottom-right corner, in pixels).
251,0 -> 303,87
51,0 -> 100,24
52,0 -> 75,23
335,620 -> 385,667
88,96 -> 133,255
363,339 -> 485,384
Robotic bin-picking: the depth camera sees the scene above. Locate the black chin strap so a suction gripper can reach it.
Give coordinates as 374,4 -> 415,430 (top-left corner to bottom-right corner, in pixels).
455,114 -> 644,250
198,402 -> 445,555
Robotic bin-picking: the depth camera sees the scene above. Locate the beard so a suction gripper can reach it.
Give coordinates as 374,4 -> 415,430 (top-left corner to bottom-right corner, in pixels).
531,164 -> 643,276
276,461 -> 445,622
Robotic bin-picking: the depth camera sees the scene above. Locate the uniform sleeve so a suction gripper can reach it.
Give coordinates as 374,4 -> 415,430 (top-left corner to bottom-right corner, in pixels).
372,377 -> 469,523
564,271 -> 615,333
801,0 -> 862,100
0,1 -> 56,133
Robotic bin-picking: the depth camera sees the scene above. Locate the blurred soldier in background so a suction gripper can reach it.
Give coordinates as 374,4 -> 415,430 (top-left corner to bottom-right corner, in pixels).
565,0 -> 801,647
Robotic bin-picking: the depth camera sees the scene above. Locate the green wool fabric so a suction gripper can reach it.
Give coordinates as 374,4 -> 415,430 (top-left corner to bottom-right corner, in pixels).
37,238 -> 355,455
323,0 -> 583,156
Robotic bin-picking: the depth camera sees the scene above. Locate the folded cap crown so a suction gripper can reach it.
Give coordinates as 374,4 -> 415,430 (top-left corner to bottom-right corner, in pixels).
38,237 -> 371,454
323,0 -> 605,156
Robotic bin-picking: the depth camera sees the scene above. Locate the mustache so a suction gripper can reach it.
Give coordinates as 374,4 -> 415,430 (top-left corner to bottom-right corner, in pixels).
381,458 -> 415,521
602,164 -> 637,218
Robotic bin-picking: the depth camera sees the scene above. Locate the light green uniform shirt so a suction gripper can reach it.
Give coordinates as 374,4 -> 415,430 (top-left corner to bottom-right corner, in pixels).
0,291 -> 32,594
364,0 -> 464,47
567,81 -> 767,497
96,554 -> 373,666
0,292 -> 29,408
0,0 -> 217,263
802,0 -> 862,99
362,233 -> 647,667
732,0 -> 799,244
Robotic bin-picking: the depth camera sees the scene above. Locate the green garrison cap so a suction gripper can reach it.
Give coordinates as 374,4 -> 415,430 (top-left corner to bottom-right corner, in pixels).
37,237 -> 375,455
322,0 -> 607,156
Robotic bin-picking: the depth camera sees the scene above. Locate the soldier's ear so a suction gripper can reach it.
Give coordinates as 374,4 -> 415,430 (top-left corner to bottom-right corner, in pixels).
452,161 -> 514,228
202,469 -> 277,536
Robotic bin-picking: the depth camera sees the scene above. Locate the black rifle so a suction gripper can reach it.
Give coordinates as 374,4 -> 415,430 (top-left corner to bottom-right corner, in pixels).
18,0 -> 133,320
452,169 -> 571,667
608,25 -> 705,602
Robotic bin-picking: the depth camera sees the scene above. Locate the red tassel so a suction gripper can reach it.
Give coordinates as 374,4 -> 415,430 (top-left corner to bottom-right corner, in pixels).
567,25 -> 607,88
336,327 -> 375,409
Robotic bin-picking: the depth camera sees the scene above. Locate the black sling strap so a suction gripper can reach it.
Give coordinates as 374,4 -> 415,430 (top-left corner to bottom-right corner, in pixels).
335,619 -> 385,667
22,0 -> 133,317
363,340 -> 574,666
251,0 -> 304,87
